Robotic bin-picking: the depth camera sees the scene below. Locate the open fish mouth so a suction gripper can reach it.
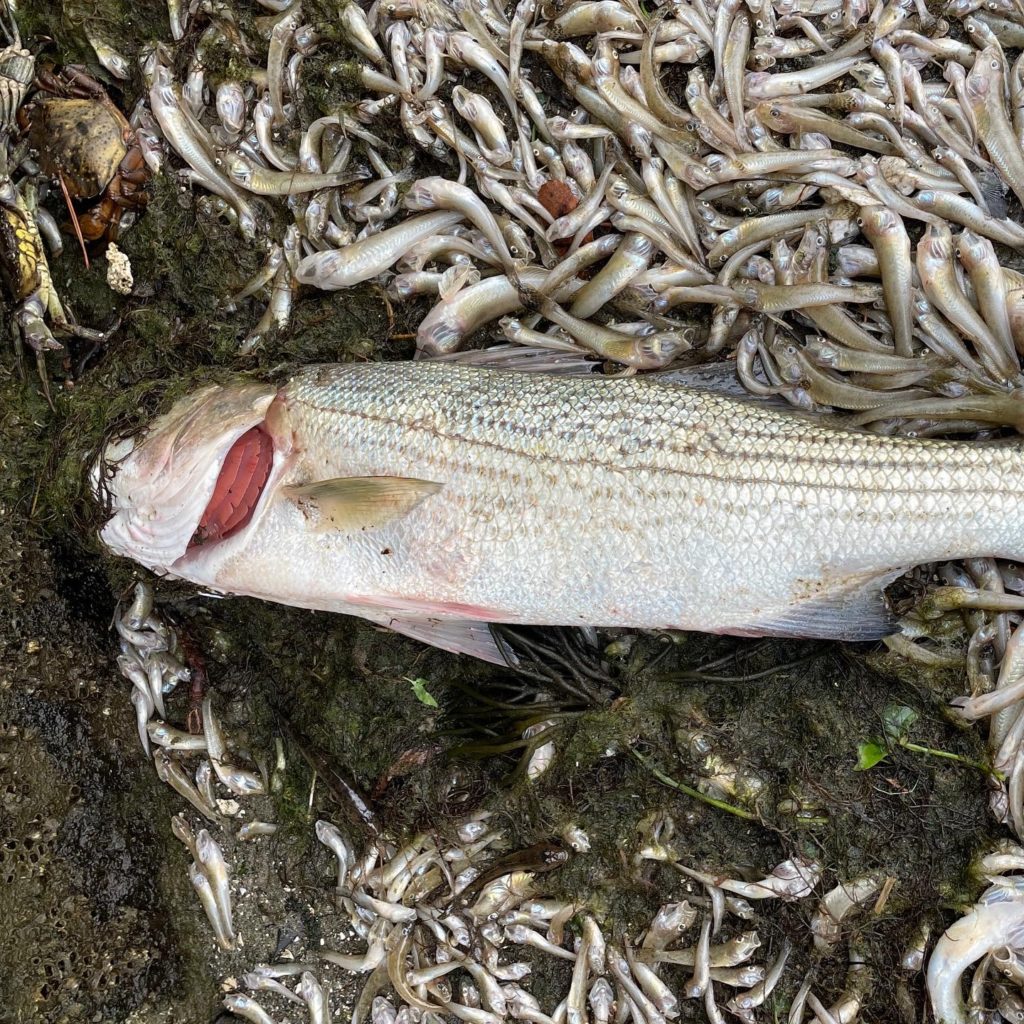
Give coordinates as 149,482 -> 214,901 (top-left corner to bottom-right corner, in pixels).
189,425 -> 275,549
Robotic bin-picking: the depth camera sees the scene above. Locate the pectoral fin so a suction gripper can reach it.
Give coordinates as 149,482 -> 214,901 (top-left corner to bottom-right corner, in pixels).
283,476 -> 443,532
362,611 -> 517,666
725,568 -> 906,641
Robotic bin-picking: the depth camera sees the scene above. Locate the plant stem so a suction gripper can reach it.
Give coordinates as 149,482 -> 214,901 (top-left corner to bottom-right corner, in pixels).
629,747 -> 757,821
899,740 -> 997,777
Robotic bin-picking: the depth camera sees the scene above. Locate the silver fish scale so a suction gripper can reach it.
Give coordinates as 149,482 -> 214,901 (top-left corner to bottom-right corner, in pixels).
204,362 -> 1024,635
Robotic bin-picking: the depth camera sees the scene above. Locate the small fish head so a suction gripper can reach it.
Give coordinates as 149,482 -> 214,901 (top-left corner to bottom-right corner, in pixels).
757,101 -> 795,132
221,151 -> 251,186
857,204 -> 899,238
215,81 -> 246,134
93,381 -> 279,573
953,228 -> 987,268
402,178 -> 438,212
965,49 -> 999,103
918,221 -> 953,263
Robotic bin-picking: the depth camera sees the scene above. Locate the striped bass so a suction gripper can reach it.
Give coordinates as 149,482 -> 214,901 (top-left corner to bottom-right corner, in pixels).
94,361 -> 1024,663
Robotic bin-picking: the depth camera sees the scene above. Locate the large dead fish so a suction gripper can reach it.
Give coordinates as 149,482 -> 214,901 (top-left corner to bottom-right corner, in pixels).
93,361 -> 1024,664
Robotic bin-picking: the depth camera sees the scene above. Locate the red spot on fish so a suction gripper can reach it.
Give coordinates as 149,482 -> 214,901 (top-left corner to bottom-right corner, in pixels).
190,426 -> 274,547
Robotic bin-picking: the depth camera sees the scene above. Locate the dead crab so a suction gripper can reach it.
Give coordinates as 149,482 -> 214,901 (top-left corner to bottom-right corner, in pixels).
0,3 -> 33,136
0,148 -> 108,404
20,64 -> 149,243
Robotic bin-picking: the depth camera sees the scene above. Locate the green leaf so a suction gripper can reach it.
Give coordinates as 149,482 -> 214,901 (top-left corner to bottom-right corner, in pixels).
881,704 -> 918,742
855,741 -> 889,772
407,677 -> 438,708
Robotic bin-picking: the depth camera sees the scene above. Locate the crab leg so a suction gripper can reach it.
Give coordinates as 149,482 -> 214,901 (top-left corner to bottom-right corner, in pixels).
56,171 -> 89,269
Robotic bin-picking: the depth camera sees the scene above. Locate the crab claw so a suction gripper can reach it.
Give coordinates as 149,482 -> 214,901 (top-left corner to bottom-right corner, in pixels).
17,297 -> 63,352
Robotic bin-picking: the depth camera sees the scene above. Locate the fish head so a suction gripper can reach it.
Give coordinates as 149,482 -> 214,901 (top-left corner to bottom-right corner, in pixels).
857,204 -> 899,239
221,151 -> 252,187
917,221 -> 953,265
965,47 -> 1000,104
403,177 -> 440,212
953,229 -> 989,270
93,380 -> 281,573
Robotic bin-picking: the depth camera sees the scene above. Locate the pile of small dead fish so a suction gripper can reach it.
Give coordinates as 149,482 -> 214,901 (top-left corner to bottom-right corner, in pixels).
114,584 -> 279,945
926,841 -> 1024,1024
307,813 -> 829,1024
115,583 -> 271,818
115,583 -> 1024,1022
887,559 -> 1024,843
112,596 -> 832,1023
115,580 -> 189,759
115,585 -> 335,1019
130,0 -> 1024,433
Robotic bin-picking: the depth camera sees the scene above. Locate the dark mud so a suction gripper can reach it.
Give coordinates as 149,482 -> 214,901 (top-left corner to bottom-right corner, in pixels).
0,6 -> 1006,1023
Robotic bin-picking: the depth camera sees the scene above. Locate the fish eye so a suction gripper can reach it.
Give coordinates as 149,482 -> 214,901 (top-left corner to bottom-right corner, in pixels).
856,217 -> 864,227
955,247 -> 961,257
769,106 -> 781,117
992,60 -> 1000,69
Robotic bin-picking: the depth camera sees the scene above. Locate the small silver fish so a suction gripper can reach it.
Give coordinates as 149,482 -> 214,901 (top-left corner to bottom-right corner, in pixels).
224,993 -> 277,1024
296,971 -> 328,1024
196,829 -> 235,943
191,862 -> 234,950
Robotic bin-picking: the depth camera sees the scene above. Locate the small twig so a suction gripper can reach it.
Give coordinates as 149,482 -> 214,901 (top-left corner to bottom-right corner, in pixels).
873,876 -> 897,915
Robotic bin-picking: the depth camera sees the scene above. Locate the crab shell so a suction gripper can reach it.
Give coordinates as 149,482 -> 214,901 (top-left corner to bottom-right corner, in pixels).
28,97 -> 128,198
